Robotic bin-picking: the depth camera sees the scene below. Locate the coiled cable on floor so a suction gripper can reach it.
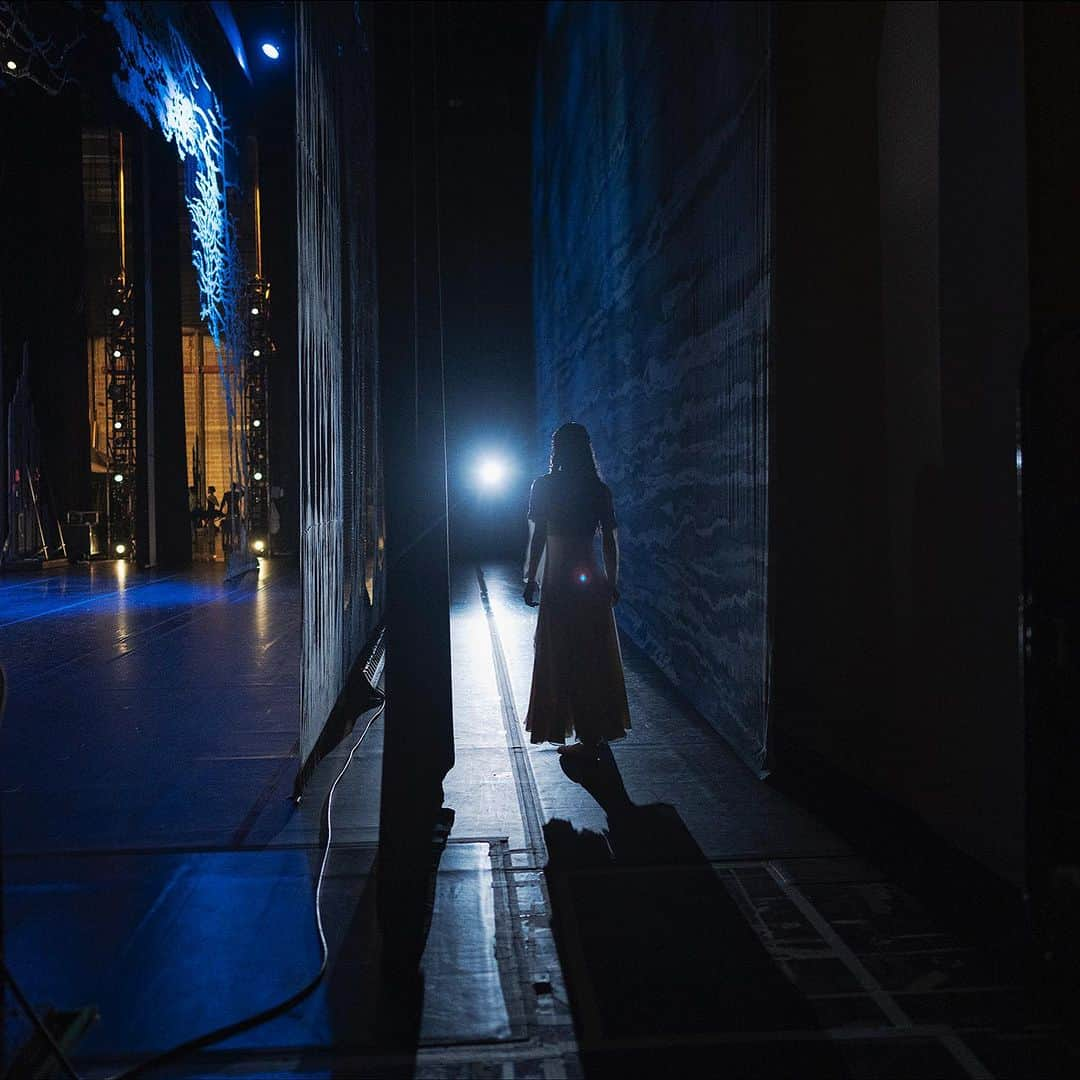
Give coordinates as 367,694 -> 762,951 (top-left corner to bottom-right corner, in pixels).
2,692 -> 386,1080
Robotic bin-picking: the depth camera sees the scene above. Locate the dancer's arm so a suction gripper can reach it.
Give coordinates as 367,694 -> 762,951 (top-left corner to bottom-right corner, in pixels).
523,520 -> 546,606
601,524 -> 620,605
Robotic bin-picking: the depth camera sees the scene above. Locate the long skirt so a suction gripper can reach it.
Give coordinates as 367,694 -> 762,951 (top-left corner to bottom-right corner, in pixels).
524,548 -> 631,745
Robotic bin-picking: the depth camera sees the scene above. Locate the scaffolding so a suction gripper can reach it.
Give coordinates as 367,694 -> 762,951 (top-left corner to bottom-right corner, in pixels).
104,275 -> 136,557
244,275 -> 271,551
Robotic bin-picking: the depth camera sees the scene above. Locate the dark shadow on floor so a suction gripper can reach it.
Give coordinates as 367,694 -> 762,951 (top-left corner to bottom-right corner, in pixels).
296,780 -> 454,1079
545,745 -> 849,1078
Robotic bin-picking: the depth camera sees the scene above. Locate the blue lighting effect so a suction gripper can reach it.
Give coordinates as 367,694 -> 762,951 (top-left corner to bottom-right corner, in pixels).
0,567 -> 247,631
106,3 -> 246,422
209,1 -> 252,82
261,42 -> 281,61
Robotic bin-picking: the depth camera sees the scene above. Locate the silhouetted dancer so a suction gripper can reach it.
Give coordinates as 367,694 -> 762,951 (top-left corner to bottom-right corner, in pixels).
522,422 -> 630,758
219,481 -> 244,519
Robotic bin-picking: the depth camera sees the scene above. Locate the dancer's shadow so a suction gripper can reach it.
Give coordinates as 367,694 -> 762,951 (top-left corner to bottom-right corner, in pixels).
545,746 -> 849,1078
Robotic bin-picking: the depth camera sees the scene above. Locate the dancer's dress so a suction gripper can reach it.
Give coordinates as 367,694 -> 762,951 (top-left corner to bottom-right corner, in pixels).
524,472 -> 631,745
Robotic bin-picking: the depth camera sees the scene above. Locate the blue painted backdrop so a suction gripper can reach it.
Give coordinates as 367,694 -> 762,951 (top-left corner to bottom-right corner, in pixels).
533,2 -> 771,769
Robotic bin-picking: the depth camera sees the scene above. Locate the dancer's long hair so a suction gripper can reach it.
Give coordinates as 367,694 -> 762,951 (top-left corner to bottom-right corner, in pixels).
549,422 -> 601,479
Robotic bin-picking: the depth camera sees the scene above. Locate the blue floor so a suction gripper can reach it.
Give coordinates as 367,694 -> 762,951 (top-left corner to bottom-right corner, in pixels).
1,560 -> 300,854
0,560 -> 519,1075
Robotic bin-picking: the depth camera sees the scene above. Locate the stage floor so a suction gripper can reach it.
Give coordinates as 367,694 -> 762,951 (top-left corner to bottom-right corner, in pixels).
1,560 -> 1069,1078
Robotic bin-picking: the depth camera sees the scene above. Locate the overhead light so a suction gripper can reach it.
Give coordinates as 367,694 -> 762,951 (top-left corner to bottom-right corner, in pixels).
114,420 -> 122,429
5,60 -> 17,72
261,42 -> 281,61
252,418 -> 261,428
113,349 -> 122,358
253,470 -> 263,481
251,306 -> 260,316
111,307 -> 121,316
252,348 -> 261,357
113,473 -> 124,483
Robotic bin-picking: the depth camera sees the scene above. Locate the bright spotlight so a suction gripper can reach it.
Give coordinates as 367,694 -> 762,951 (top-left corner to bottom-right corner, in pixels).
251,306 -> 260,316
475,456 -> 510,492
252,348 -> 261,357
252,539 -> 266,553
111,307 -> 121,316
253,470 -> 263,481
252,418 -> 262,428
113,420 -> 122,429
261,42 -> 281,60
113,349 -> 122,358
115,542 -> 126,556
113,473 -> 124,483
5,59 -> 17,72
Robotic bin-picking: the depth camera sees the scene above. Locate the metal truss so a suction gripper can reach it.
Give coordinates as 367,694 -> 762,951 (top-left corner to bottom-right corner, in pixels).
245,275 -> 271,553
105,275 -> 136,557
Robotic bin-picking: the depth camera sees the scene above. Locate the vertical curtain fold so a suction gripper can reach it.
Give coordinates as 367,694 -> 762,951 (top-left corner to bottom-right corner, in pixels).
296,2 -> 383,787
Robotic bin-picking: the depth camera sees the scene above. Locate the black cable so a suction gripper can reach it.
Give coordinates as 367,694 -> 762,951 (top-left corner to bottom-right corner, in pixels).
1,696 -> 385,1080
1,958 -> 81,1079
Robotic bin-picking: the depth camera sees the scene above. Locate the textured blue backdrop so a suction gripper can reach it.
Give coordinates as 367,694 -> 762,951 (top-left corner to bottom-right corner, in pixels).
533,2 -> 771,769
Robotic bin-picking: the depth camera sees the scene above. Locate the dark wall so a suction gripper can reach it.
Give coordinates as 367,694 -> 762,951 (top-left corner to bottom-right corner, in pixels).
772,1 -> 1027,885
935,0 -> 1027,883
1022,2 -> 1080,914
770,1 -> 892,783
533,2 -> 772,768
0,85 -> 90,529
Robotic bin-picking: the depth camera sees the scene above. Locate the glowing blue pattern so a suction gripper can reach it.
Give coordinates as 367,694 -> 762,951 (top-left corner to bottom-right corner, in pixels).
105,2 -> 246,421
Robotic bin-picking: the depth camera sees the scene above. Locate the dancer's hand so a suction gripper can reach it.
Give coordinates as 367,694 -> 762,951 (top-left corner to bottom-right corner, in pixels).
523,579 -> 540,607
